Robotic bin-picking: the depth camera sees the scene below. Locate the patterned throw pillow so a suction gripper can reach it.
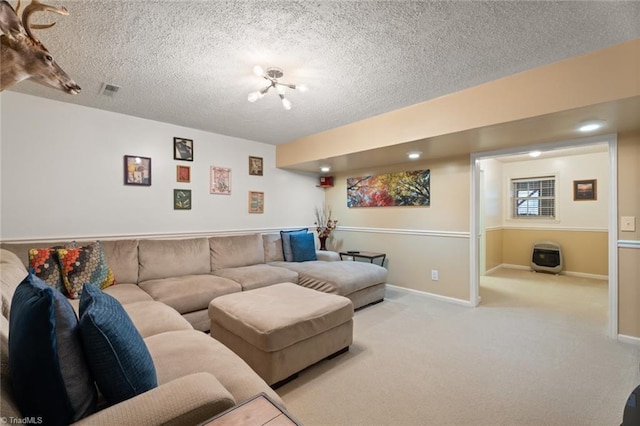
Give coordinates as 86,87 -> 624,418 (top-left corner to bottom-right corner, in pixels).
57,241 -> 115,299
28,243 -> 77,293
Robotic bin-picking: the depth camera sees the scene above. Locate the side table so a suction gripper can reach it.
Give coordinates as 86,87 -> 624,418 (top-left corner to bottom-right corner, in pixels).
339,251 -> 386,266
199,392 -> 301,426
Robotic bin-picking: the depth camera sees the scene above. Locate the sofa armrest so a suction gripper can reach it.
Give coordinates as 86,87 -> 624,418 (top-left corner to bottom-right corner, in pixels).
316,250 -> 341,261
72,373 -> 235,426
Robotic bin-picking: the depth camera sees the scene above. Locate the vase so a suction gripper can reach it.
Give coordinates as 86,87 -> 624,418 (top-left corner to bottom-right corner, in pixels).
319,236 -> 328,251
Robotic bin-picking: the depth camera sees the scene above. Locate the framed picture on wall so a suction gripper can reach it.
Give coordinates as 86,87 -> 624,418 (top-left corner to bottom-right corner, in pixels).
124,155 -> 151,186
173,137 -> 193,161
174,189 -> 191,210
248,191 -> 264,214
210,166 -> 231,195
176,165 -> 190,183
249,156 -> 263,176
573,179 -> 597,201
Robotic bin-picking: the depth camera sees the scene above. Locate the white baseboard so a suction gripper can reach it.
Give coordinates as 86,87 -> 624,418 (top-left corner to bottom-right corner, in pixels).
618,334 -> 640,346
386,284 -> 474,307
493,264 -> 607,281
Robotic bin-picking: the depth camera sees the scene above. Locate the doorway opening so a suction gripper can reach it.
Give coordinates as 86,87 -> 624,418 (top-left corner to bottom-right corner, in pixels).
470,134 -> 618,338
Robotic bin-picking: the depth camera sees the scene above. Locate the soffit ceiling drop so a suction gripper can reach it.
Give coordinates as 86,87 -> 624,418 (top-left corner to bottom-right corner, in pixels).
7,1 -> 640,145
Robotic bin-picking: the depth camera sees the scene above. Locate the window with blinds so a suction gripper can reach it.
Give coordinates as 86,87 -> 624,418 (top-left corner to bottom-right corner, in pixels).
511,176 -> 555,218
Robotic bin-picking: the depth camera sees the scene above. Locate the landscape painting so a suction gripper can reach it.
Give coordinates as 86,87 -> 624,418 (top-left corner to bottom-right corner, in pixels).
347,169 -> 430,207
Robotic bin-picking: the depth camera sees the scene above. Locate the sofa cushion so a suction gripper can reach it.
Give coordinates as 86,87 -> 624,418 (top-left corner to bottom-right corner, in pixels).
138,238 -> 210,282
9,273 -> 97,424
122,301 -> 193,338
103,283 -> 154,305
1,249 -> 28,319
101,239 -> 139,284
280,229 -> 308,262
262,233 -> 285,262
139,275 -> 241,314
272,260 -> 388,296
213,264 -> 298,291
289,232 -> 318,262
209,234 -> 265,270
144,330 -> 284,408
79,285 -> 157,405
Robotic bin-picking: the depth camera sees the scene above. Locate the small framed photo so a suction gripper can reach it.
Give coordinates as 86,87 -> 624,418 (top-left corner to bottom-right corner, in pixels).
249,156 -> 263,176
248,191 -> 264,214
124,155 -> 151,186
573,179 -> 597,201
174,137 -> 193,161
174,189 -> 191,210
176,165 -> 190,183
210,166 -> 231,195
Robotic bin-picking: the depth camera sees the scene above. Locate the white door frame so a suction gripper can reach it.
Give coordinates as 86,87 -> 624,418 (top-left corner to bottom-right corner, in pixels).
469,134 -> 618,338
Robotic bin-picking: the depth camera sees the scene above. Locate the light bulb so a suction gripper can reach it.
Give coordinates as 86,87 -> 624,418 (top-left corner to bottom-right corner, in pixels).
407,152 -> 421,160
578,120 -> 606,132
248,91 -> 260,103
321,166 -> 331,172
280,95 -> 292,110
253,65 -> 264,77
529,151 -> 541,158
297,84 -> 308,93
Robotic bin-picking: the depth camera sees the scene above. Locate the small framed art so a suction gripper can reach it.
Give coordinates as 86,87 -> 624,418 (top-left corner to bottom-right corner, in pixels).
210,166 -> 231,195
176,165 -> 190,183
124,155 -> 151,186
174,137 -> 193,161
249,156 -> 263,176
174,189 -> 191,210
248,191 -> 264,214
573,179 -> 597,201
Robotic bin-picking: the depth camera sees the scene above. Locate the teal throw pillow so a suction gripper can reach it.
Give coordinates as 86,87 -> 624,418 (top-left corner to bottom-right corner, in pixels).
79,284 -> 157,405
290,232 -> 318,262
9,273 -> 97,426
280,228 -> 308,262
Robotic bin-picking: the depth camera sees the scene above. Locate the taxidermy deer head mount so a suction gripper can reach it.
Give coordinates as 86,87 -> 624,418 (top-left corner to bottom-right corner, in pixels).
0,0 -> 80,94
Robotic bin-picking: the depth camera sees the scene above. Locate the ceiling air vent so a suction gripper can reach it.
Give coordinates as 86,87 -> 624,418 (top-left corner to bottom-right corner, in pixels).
100,83 -> 121,97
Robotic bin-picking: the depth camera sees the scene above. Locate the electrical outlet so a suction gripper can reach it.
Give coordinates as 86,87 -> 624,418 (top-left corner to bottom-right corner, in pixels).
431,270 -> 439,281
621,216 -> 636,232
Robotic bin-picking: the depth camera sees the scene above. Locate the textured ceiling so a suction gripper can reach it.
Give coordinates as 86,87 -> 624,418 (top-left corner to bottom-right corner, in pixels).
6,1 -> 640,145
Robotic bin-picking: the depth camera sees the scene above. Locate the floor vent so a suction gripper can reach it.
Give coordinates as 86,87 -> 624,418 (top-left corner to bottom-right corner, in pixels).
531,241 -> 563,274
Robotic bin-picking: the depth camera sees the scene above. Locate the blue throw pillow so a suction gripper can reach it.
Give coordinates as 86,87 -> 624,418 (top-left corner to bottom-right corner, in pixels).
289,232 -> 318,262
9,273 -> 97,426
79,284 -> 157,405
280,228 -> 308,262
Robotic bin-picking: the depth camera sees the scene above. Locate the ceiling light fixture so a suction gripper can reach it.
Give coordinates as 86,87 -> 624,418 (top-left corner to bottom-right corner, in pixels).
577,120 -> 606,133
320,166 -> 331,173
529,150 -> 541,158
407,152 -> 421,160
248,66 -> 307,110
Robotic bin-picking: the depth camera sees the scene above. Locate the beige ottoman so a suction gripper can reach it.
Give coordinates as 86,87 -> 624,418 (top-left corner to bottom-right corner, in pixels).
208,282 -> 354,387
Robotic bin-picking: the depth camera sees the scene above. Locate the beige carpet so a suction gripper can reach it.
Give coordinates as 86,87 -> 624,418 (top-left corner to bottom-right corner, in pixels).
277,269 -> 640,425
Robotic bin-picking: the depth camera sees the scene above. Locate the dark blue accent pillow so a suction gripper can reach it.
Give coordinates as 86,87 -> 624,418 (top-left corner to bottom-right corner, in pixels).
79,284 -> 157,405
280,228 -> 308,261
9,273 -> 97,426
289,232 -> 318,262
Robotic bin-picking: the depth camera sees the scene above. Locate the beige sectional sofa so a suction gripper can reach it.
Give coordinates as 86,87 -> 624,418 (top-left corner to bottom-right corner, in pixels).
0,248 -> 283,425
2,232 -> 387,332
0,231 -> 387,423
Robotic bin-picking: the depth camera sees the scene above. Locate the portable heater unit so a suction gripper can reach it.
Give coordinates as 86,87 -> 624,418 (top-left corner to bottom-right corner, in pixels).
531,241 -> 563,274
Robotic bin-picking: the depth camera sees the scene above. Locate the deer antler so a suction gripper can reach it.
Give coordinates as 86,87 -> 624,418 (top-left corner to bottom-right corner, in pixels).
22,0 -> 68,43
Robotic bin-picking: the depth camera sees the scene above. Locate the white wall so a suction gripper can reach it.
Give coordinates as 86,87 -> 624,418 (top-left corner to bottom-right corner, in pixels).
0,92 -> 324,240
479,158 -> 503,229
499,151 -> 609,230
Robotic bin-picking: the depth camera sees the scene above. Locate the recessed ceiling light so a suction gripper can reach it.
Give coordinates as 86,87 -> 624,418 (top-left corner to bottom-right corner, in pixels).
407,152 -> 421,160
320,166 -> 331,173
577,120 -> 606,133
529,151 -> 541,158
